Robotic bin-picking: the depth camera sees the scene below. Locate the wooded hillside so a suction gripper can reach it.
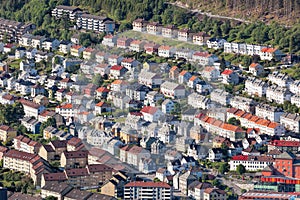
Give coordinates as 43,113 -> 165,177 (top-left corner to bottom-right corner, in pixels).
173,0 -> 300,24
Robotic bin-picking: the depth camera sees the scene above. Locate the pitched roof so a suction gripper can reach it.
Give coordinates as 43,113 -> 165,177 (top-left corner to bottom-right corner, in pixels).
125,181 -> 171,188
63,150 -> 88,159
276,152 -> 295,160
221,69 -> 234,75
110,65 -> 124,71
140,106 -> 159,115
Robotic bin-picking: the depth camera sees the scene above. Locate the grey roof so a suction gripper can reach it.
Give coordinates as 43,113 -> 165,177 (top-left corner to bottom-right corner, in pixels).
276,152 -> 295,160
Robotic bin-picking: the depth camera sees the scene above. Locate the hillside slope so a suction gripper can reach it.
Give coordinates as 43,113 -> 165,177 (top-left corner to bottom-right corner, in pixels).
172,0 -> 300,25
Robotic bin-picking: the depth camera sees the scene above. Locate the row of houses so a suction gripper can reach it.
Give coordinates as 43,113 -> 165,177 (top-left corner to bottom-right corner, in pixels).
101,34 -> 219,66
131,18 -> 284,61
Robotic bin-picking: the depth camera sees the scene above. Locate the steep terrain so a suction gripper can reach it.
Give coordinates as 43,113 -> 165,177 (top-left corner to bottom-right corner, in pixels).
172,0 -> 300,25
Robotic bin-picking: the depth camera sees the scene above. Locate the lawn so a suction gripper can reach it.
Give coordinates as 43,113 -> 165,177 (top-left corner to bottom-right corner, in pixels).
119,30 -> 203,51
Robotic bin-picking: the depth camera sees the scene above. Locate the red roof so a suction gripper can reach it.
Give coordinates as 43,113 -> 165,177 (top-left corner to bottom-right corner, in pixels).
125,181 -> 171,188
96,87 -> 110,93
110,65 -> 124,71
140,106 -> 158,115
261,47 -> 277,53
232,155 -> 249,161
221,69 -> 234,75
249,63 -> 259,68
57,103 -> 73,109
270,140 -> 300,147
71,45 -> 83,50
193,52 -> 211,57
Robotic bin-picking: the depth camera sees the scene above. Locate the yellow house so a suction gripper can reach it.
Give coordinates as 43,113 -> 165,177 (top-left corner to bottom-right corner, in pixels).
119,128 -> 140,144
0,125 -> 17,142
101,172 -> 127,197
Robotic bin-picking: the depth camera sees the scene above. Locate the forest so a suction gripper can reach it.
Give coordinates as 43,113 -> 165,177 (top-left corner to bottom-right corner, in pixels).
171,0 -> 300,24
0,0 -> 300,54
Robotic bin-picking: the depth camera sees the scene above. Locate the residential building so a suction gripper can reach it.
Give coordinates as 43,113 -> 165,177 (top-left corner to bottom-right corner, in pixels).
203,188 -> 227,200
227,108 -> 285,136
158,45 -> 175,58
117,37 -> 133,49
229,155 -> 274,171
59,40 -> 72,54
146,22 -> 162,35
160,81 -> 186,99
144,42 -> 160,55
266,85 -> 292,104
109,65 -> 128,79
21,117 -> 41,134
192,52 -> 219,66
290,80 -> 300,94
138,71 -> 162,88
102,34 -> 117,47
0,125 -> 16,142
51,5 -> 82,20
280,113 -> 300,133
140,106 -> 164,122
245,77 -> 268,97
0,18 -> 36,43
249,63 -> 264,76
221,69 -> 239,85
41,182 -> 73,200
129,40 -> 146,52
260,47 -> 285,61
132,18 -> 148,32
19,99 -> 45,118
169,66 -> 180,80
124,181 -> 172,200
70,45 -> 85,57
162,25 -> 178,38
177,28 -> 191,41
60,150 -> 88,169
291,94 -> 300,107
13,135 -> 41,154
162,99 -> 175,114
230,96 -> 256,113
178,70 -> 192,84
268,71 -> 293,88
201,66 -> 220,81
210,89 -> 232,106
192,32 -> 210,45
76,14 -> 115,33
255,103 -> 284,122
188,93 -> 211,109
207,38 -> 226,49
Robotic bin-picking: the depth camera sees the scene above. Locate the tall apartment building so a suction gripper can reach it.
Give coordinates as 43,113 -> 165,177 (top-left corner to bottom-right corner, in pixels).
51,5 -> 83,20
0,18 -> 35,42
76,14 -> 115,33
124,181 -> 173,200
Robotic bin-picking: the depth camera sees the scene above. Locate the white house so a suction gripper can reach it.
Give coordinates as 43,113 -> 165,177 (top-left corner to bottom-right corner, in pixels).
201,66 -> 220,81
158,45 -> 175,58
207,38 -> 226,49
188,93 -> 211,109
245,77 -> 268,97
140,106 -> 164,122
221,69 -> 239,85
160,81 -> 186,99
249,63 -> 264,76
229,155 -> 274,171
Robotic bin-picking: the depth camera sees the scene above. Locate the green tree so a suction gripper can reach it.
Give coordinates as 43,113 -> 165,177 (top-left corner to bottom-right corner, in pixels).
236,164 -> 246,175
45,196 -> 58,200
92,74 -> 103,87
228,117 -> 241,126
218,162 -> 230,174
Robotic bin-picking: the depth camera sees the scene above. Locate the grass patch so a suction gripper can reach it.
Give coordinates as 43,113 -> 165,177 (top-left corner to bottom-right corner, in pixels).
119,30 -> 203,51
